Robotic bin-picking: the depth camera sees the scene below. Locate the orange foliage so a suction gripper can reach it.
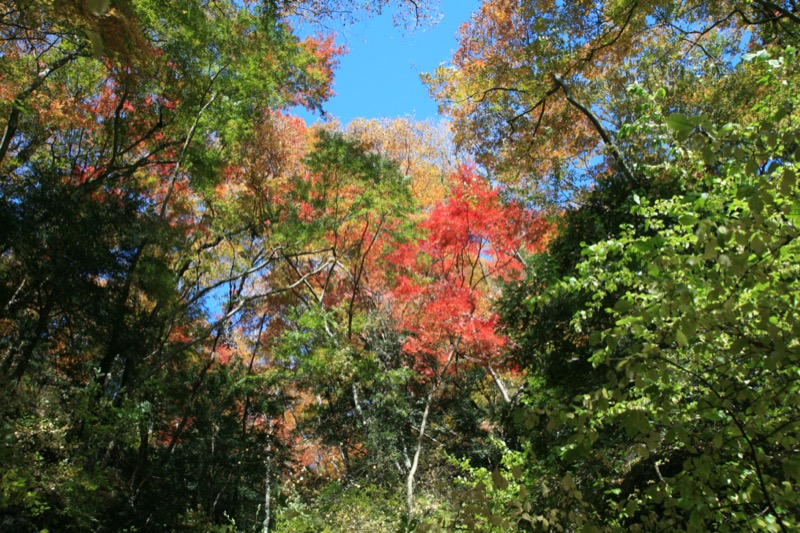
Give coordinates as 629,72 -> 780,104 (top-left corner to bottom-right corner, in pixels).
345,117 -> 457,208
424,0 -> 747,198
386,165 -> 550,373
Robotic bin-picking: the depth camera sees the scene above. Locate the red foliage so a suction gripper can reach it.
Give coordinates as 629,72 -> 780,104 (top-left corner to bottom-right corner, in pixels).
294,34 -> 346,109
387,165 -> 550,373
215,344 -> 234,366
167,324 -> 193,344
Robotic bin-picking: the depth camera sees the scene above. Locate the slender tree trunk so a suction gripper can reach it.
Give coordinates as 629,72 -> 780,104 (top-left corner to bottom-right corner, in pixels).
486,364 -> 512,404
405,349 -> 455,518
127,418 -> 151,510
11,297 -> 53,384
406,384 -> 435,518
263,418 -> 273,533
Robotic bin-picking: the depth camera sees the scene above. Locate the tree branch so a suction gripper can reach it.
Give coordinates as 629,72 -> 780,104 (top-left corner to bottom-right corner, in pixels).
551,74 -> 636,183
753,0 -> 800,24
486,364 -> 512,404
0,43 -> 87,164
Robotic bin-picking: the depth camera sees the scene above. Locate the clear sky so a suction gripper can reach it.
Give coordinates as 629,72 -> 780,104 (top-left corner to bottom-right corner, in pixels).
298,0 -> 480,124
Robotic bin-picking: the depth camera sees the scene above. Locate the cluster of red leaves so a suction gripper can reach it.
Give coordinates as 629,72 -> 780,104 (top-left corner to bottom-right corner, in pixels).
294,34 -> 346,110
388,165 -> 550,373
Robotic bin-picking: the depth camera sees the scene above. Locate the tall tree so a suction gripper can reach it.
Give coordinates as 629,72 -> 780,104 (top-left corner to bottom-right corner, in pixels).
0,0 -> 345,529
424,0 -> 787,200
439,2 -> 800,531
384,165 -> 549,517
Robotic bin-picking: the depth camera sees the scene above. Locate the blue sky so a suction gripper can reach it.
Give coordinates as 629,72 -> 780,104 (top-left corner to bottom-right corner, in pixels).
298,0 -> 479,124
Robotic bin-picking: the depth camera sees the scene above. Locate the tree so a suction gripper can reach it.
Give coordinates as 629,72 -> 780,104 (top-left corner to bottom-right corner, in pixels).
422,2 -> 800,531
0,0 -> 345,529
424,0 -> 786,201
344,117 -> 457,208
378,165 -> 549,518
269,158 -> 550,523
464,40 -> 800,533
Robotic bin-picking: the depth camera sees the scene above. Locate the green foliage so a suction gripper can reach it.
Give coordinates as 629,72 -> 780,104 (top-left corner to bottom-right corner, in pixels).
0,0 -> 342,530
273,482 -> 406,532
4,0 -> 800,531
490,45 -> 800,531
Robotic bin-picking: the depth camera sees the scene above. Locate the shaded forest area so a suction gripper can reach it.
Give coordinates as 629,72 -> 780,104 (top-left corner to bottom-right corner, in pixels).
1,0 -> 798,531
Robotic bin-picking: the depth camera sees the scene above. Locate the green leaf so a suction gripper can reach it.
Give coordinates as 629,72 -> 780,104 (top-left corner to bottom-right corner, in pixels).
621,410 -> 649,436
781,168 -> 796,196
676,330 -> 688,347
87,0 -> 111,16
85,30 -> 104,60
746,158 -> 759,176
491,469 -> 509,491
588,331 -> 602,346
666,113 -> 695,141
783,458 -> 800,480
704,240 -> 718,259
702,146 -> 717,167
561,473 -> 576,493
614,298 -> 634,313
633,444 -> 649,458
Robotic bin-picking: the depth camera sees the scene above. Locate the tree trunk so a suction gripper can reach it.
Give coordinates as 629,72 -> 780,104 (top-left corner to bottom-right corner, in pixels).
405,349 -> 455,518
263,418 -> 274,533
406,385 -> 435,518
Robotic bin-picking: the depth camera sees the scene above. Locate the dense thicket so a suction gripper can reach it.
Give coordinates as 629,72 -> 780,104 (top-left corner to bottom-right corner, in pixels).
429,1 -> 800,531
1,0 -> 799,531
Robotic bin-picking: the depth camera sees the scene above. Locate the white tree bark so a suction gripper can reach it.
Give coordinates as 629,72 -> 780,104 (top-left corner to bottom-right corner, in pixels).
263,418 -> 273,533
405,349 -> 455,518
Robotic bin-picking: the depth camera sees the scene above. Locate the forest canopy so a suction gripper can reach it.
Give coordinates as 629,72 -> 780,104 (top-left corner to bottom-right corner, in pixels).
1,0 -> 798,531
